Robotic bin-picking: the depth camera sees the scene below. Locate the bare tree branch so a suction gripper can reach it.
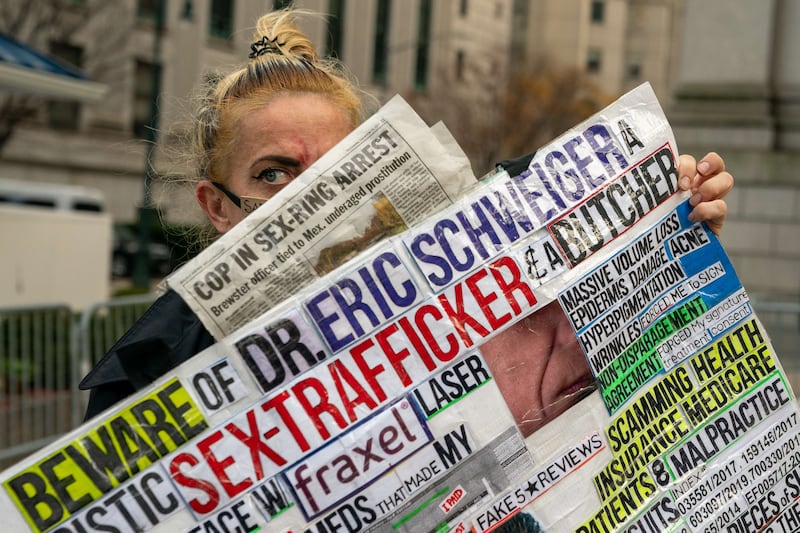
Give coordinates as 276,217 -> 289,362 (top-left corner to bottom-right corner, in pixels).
0,0 -> 131,152
407,53 -> 614,174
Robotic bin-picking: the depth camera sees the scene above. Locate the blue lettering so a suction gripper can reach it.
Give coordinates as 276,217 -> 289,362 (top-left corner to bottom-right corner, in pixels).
353,266 -> 392,322
479,190 -> 535,239
332,280 -> 379,341
305,292 -> 353,353
409,233 -> 453,287
545,149 -> 584,202
530,162 -> 567,218
455,205 -> 501,262
564,135 -> 606,189
507,170 -> 558,224
435,218 -> 474,276
372,252 -> 417,308
306,252 -> 423,352
583,124 -> 628,177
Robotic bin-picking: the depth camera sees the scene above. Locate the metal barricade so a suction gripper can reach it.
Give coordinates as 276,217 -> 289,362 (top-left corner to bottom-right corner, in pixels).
0,294 -> 155,469
72,294 -> 156,426
0,305 -> 73,467
752,300 -> 800,392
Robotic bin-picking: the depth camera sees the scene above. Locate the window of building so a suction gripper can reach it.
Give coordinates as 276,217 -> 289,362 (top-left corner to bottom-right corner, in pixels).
495,1 -> 503,18
414,0 -> 432,90
327,0 -> 345,59
627,63 -> 641,79
209,0 -> 234,40
591,0 -> 605,23
586,48 -> 602,73
136,0 -> 160,21
181,0 -> 195,20
48,42 -> 83,130
510,0 -> 528,63
455,50 -> 465,80
372,0 -> 390,85
460,0 -> 468,17
273,0 -> 293,10
133,60 -> 161,139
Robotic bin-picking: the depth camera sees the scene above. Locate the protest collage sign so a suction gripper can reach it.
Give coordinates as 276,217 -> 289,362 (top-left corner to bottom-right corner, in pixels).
167,96 -> 477,339
1,83 -> 798,533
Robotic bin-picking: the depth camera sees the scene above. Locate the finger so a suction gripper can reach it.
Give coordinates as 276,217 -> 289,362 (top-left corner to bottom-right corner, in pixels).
689,170 -> 734,206
692,151 -> 725,190
677,154 -> 697,191
687,199 -> 727,236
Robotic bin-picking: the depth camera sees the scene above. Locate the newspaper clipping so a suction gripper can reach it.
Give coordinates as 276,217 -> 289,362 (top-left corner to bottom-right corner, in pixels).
1,83 -> 798,533
168,95 -> 478,339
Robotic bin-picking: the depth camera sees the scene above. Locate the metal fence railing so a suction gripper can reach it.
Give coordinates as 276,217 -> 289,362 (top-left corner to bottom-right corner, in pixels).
0,296 -> 798,470
752,301 -> 800,392
0,294 -> 155,469
72,294 -> 156,426
0,305 -> 73,467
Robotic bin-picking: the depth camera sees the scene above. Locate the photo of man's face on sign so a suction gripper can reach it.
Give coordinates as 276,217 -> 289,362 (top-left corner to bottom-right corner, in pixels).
480,300 -> 596,437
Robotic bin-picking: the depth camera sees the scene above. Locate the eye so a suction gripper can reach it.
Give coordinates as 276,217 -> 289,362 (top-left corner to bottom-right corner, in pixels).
254,167 -> 293,185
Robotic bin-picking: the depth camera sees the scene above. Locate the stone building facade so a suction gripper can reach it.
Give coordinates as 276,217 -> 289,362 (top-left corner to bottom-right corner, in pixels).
669,0 -> 800,301
1,0 -> 797,301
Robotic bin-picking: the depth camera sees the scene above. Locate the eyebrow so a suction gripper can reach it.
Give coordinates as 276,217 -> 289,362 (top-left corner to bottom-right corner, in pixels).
251,154 -> 303,170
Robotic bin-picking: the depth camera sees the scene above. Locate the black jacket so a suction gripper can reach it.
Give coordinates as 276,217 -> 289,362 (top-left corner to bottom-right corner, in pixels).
79,152 -> 536,420
79,289 -> 215,420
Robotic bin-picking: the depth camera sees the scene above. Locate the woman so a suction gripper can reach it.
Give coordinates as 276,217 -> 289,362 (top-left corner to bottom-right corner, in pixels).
80,9 -> 733,428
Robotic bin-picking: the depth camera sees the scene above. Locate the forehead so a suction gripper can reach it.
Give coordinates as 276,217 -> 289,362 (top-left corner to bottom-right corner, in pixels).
233,93 -> 354,159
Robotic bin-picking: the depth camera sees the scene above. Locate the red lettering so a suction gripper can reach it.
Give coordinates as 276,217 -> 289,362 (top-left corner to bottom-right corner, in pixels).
225,409 -> 286,491
261,390 -> 310,452
169,452 -> 220,515
397,315 -> 437,370
197,430 -> 248,500
415,304 -> 460,362
292,377 -> 348,440
440,487 -> 464,513
349,339 -> 388,402
374,323 -> 414,387
438,277 -> 490,347
466,268 -> 510,330
329,359 -> 378,422
438,258 -> 536,348
491,256 -> 536,314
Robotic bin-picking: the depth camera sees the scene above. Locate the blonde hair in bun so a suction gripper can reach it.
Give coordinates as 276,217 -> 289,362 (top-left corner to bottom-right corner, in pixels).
192,8 -> 366,189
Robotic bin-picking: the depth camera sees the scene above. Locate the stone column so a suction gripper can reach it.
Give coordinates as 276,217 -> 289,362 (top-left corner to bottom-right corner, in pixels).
773,0 -> 800,150
669,0 -> 800,303
670,0 -> 777,150
668,2 -> 800,393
